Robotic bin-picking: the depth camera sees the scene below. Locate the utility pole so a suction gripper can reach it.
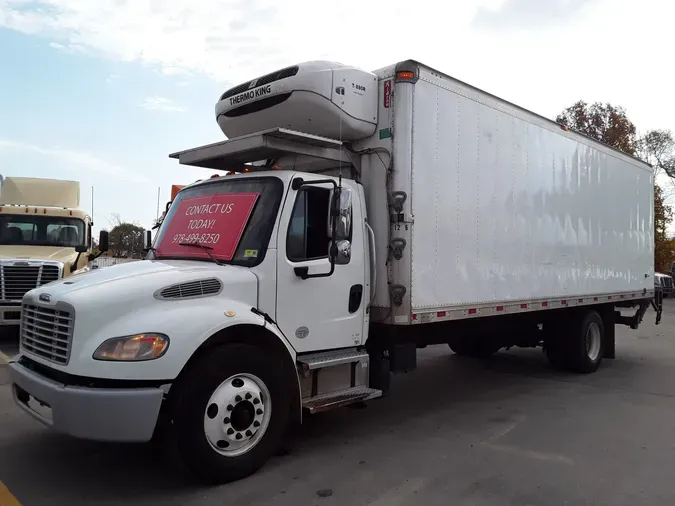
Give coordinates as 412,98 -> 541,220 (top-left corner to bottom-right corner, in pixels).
156,186 -> 161,222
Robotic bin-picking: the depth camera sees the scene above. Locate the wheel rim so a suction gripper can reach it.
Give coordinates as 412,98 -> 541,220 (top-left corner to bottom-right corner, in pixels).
203,373 -> 272,457
585,322 -> 602,362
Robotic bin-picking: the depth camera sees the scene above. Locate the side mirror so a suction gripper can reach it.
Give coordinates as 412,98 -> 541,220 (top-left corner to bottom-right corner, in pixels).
331,239 -> 351,265
143,230 -> 152,250
75,244 -> 88,253
98,230 -> 109,252
327,188 -> 352,240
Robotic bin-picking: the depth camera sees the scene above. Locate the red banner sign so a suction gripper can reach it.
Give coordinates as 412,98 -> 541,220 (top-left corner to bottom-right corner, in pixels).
156,193 -> 259,261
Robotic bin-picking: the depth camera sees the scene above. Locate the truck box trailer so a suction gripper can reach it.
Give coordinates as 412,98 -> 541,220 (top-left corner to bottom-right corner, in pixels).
11,59 -> 660,484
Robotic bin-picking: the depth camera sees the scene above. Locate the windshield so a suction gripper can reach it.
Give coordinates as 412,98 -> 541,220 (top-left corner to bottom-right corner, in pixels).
152,176 -> 283,266
0,214 -> 86,247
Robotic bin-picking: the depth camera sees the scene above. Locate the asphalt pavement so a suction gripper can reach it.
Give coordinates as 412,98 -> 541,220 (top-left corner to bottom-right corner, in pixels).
1,302 -> 674,505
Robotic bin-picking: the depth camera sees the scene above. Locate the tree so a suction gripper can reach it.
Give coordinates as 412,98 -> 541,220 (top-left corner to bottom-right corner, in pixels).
556,101 -> 674,273
639,129 -> 675,272
654,184 -> 673,272
556,100 -> 638,156
108,213 -> 145,258
638,129 -> 675,180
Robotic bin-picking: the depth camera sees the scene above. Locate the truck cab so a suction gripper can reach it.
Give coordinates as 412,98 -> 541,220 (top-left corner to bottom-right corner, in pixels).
0,177 -> 109,325
147,169 -> 368,354
11,61 -> 380,484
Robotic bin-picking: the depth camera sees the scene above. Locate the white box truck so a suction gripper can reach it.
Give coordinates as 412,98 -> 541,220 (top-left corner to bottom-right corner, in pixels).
10,60 -> 661,484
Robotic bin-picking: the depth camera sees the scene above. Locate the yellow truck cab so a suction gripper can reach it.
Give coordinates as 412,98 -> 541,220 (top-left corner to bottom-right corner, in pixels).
0,176 -> 108,325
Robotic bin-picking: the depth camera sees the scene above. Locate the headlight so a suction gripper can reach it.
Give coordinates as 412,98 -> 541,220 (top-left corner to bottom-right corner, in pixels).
93,333 -> 169,361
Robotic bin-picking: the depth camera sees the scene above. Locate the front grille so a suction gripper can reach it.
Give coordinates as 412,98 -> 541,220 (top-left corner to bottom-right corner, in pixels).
664,277 -> 674,288
20,303 -> 74,365
1,264 -> 60,302
219,66 -> 299,101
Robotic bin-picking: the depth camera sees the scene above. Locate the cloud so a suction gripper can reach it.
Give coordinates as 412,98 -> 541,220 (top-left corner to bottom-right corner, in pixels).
0,137 -> 149,183
0,0 -> 496,85
0,0 -> 672,134
472,0 -> 596,30
48,39 -> 86,54
139,96 -> 186,112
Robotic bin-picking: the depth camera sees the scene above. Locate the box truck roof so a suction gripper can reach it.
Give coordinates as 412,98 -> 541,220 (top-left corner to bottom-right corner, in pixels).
0,176 -> 80,208
396,59 -> 651,168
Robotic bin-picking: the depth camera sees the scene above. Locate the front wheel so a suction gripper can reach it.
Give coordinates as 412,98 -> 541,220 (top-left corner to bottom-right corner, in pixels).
166,344 -> 291,484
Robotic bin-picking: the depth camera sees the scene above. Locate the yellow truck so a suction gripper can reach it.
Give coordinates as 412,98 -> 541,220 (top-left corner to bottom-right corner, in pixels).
0,176 -> 108,325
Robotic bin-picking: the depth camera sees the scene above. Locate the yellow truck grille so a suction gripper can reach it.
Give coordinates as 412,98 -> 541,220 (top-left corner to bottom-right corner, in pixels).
1,264 -> 60,302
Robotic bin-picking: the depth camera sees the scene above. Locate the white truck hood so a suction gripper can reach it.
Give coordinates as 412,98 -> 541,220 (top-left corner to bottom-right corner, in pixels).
20,259 -> 261,377
28,259 -> 256,303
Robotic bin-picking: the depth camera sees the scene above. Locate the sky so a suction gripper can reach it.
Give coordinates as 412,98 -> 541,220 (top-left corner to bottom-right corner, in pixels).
0,0 -> 673,235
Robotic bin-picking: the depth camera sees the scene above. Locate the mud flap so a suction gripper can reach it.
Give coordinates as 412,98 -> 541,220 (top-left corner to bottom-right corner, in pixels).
602,308 -> 616,360
652,287 -> 663,326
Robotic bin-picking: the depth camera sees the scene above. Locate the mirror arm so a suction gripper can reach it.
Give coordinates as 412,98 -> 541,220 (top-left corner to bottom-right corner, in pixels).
291,177 -> 343,280
294,228 -> 339,281
70,252 -> 82,272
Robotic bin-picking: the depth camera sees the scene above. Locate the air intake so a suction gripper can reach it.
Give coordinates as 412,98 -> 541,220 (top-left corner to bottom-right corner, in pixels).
155,278 -> 222,300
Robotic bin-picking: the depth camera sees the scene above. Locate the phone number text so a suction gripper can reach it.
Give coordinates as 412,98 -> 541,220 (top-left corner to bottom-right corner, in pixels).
171,233 -> 221,245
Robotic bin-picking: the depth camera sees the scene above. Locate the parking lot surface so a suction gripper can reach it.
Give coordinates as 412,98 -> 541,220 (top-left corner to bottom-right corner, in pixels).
1,303 -> 675,505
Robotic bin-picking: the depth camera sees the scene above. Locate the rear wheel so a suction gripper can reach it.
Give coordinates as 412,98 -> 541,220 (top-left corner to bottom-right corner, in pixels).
166,344 -> 291,484
545,310 -> 605,373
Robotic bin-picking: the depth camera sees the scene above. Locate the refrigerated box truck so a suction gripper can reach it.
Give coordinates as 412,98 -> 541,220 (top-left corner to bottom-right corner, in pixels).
11,59 -> 660,484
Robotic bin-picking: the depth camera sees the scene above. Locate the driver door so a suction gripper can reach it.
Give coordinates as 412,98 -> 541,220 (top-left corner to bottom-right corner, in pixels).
276,175 -> 368,353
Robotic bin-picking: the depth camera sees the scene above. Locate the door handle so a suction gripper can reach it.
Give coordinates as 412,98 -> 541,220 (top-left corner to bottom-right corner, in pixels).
348,284 -> 363,313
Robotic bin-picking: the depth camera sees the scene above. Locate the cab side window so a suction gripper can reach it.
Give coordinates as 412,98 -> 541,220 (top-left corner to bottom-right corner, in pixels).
287,187 -> 331,261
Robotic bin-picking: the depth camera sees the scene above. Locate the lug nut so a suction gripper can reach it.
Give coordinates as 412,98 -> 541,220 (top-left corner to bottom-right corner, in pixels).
236,433 -> 243,440
256,408 -> 263,415
227,428 -> 234,435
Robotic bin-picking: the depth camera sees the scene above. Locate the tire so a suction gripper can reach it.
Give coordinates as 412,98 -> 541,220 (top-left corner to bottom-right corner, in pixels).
545,311 -> 604,374
544,328 -> 568,369
165,344 -> 291,484
568,311 -> 605,373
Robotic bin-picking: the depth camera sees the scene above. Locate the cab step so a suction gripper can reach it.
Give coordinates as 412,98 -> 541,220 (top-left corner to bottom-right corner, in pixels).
297,348 -> 369,372
302,386 -> 382,414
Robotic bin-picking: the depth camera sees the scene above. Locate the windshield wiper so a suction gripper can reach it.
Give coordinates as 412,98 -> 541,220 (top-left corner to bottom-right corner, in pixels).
178,242 -> 224,265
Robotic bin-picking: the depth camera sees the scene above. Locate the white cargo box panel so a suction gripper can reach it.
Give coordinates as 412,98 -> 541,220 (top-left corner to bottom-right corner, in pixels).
406,64 -> 654,311
215,61 -> 378,142
0,176 -> 80,208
